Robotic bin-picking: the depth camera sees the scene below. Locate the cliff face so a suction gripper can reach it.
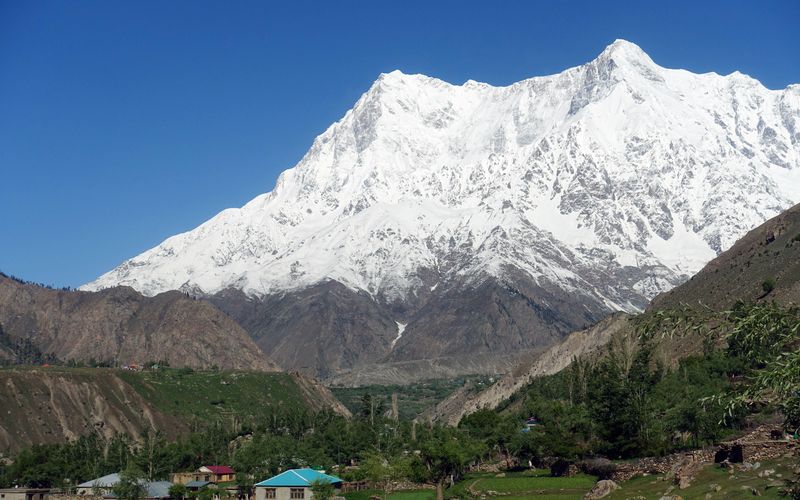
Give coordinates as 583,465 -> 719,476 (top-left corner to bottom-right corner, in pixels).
0,275 -> 279,371
210,277 -> 589,382
0,368 -> 187,454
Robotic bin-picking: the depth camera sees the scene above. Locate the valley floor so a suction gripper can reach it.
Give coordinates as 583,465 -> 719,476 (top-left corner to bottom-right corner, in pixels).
348,457 -> 796,499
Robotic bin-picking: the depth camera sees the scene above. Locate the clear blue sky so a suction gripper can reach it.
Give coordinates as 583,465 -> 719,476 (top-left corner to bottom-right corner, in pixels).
2,0 -> 799,288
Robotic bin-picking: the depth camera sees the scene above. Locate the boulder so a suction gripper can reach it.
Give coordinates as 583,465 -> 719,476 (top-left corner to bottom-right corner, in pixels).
584,480 -> 620,499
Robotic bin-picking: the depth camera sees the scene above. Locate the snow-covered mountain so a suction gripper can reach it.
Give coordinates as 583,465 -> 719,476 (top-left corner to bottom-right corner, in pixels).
83,40 -> 800,380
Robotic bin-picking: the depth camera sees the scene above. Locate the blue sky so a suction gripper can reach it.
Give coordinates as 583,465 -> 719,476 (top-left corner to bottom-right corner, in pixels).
1,0 -> 799,288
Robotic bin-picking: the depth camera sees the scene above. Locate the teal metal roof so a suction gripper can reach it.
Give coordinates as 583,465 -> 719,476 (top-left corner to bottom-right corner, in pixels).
255,468 -> 342,488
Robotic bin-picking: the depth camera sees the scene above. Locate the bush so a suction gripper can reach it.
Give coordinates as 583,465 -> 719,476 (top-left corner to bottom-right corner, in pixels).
762,278 -> 776,294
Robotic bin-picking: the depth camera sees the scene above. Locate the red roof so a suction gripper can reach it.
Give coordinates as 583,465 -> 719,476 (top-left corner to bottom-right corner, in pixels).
206,465 -> 235,475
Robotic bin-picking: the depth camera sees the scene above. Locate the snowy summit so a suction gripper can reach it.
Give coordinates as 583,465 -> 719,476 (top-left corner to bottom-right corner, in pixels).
83,40 -> 800,314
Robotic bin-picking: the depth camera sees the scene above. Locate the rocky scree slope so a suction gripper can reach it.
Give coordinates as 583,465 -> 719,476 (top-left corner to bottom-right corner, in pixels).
84,40 -> 800,380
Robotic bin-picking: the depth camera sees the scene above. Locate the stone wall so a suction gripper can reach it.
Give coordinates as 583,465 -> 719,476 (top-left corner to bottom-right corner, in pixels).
609,425 -> 798,483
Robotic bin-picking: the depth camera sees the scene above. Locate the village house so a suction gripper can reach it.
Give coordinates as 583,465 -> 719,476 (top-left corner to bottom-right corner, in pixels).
180,481 -> 243,500
74,473 -> 170,499
521,416 -> 540,432
0,488 -> 49,500
76,473 -> 120,495
184,481 -> 211,493
254,469 -> 342,500
171,465 -> 236,485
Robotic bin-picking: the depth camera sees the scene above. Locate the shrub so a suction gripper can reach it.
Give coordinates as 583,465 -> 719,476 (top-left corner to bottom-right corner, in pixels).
762,278 -> 776,294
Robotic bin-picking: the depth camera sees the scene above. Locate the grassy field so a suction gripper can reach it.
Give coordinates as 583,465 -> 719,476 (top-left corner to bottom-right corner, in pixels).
331,376 -> 495,420
117,367 -> 312,423
343,490 -> 435,500
440,459 -> 794,499
607,457 -> 794,499
449,469 -> 596,499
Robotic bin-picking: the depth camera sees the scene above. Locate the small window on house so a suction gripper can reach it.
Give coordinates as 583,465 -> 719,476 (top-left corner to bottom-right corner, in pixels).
290,488 -> 305,499
263,489 -> 276,499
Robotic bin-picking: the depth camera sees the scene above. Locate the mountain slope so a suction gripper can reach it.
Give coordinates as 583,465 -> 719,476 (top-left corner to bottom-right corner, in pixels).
431,201 -> 800,424
0,274 -> 278,371
0,368 -> 188,453
650,201 -> 800,310
83,40 -> 800,378
0,367 -> 350,453
424,313 -> 632,425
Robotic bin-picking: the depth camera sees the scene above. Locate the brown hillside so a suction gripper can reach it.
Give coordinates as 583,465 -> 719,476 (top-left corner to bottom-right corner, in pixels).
0,275 -> 279,371
0,367 -> 187,454
650,202 -> 800,311
425,313 -> 631,425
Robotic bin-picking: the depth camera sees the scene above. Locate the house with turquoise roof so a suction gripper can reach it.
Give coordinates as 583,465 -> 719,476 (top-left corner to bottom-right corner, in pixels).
254,469 -> 343,500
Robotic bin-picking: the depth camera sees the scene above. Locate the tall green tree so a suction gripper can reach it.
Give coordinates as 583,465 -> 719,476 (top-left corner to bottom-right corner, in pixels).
309,479 -> 335,500
168,483 -> 187,500
360,452 -> 411,500
112,465 -> 147,500
418,429 -> 483,500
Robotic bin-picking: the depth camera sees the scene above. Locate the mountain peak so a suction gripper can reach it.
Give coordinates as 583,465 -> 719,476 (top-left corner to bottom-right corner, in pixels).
80,43 -> 800,381
600,39 -> 648,58
594,39 -> 658,73
84,44 -> 800,311
377,69 -> 407,81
